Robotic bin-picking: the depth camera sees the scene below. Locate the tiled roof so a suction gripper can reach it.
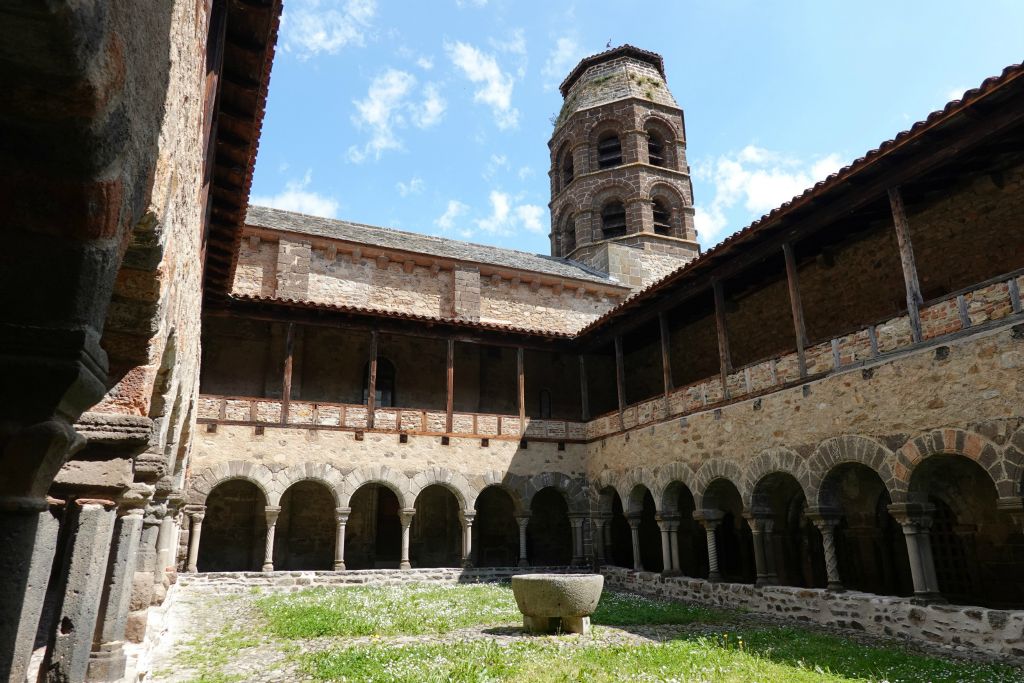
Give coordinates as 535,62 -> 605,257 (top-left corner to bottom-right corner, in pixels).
577,61 -> 1024,337
245,205 -> 624,288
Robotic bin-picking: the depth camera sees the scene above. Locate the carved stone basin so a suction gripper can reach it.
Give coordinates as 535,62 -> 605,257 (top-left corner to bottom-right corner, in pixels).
510,573 -> 604,634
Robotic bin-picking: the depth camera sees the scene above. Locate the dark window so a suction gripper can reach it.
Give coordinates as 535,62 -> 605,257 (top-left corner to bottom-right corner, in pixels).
601,201 -> 627,239
363,357 -> 395,407
539,389 -> 552,418
652,198 -> 671,235
560,149 -> 574,188
561,217 -> 576,255
647,132 -> 664,167
597,133 -> 622,169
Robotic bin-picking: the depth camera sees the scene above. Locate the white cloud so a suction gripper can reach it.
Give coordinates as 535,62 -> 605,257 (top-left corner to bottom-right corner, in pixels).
445,41 -> 519,129
251,170 -> 340,218
416,56 -> 434,70
517,166 -> 534,180
282,0 -> 376,60
491,29 -> 527,56
347,69 -> 446,162
434,199 -> 469,232
396,177 -> 425,197
694,145 -> 843,246
483,153 -> 510,180
455,0 -> 488,7
541,36 -> 583,90
475,191 -> 545,235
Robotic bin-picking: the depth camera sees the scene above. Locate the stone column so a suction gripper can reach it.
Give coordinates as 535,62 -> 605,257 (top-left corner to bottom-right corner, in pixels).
399,508 -> 416,570
808,508 -> 844,591
155,512 -> 174,583
696,510 -> 723,582
745,513 -> 778,586
334,507 -> 350,571
262,505 -> 281,572
0,495 -> 64,682
627,516 -> 642,571
40,499 -> 118,683
87,506 -> 144,682
569,515 -> 586,565
889,502 -> 942,602
592,517 -> 607,564
460,511 -> 475,568
186,507 -> 206,573
667,519 -> 682,574
656,515 -> 673,575
516,515 -> 530,567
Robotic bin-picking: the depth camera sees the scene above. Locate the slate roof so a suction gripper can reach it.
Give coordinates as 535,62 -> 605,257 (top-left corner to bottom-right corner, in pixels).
245,205 -> 624,288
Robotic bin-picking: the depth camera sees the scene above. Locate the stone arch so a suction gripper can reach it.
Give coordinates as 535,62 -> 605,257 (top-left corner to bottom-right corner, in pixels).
340,465 -> 411,509
652,462 -> 699,513
553,205 -> 577,257
552,139 -> 575,194
640,114 -> 679,169
477,469 -> 528,515
270,462 -> 344,507
617,467 -> 656,515
693,459 -> 745,509
188,461 -> 274,506
524,471 -> 588,513
583,180 -> 641,211
409,467 -> 474,512
741,447 -> 809,510
586,116 -> 629,151
893,428 -> 1005,501
806,435 -> 896,507
1006,424 -> 1024,497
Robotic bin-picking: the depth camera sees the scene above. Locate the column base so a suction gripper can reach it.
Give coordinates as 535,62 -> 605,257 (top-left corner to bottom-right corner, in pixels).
461,559 -> 473,569
910,592 -> 946,605
755,575 -> 779,587
261,563 -> 274,573
86,642 -> 127,682
399,561 -> 411,570
826,581 -> 845,592
333,561 -> 346,571
518,558 -> 529,568
708,572 -> 722,582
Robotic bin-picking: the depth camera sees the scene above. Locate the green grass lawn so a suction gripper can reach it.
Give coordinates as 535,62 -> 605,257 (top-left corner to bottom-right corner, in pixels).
182,582 -> 1021,683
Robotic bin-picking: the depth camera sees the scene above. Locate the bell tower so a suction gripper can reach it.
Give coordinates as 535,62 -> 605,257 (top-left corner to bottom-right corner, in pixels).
549,45 -> 700,289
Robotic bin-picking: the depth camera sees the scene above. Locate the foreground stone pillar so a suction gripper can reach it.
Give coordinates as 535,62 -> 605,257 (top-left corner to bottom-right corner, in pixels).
262,505 -> 281,572
0,497 -> 63,682
808,508 -> 844,591
667,519 -> 681,574
399,508 -> 416,570
516,515 -> 530,567
745,514 -> 778,586
696,510 -> 723,582
569,515 -> 586,565
155,513 -> 174,583
186,506 -> 206,573
40,499 -> 117,683
656,515 -> 675,575
627,516 -> 642,571
592,517 -> 607,564
460,511 -> 475,567
334,507 -> 350,570
889,502 -> 942,602
87,507 -> 144,682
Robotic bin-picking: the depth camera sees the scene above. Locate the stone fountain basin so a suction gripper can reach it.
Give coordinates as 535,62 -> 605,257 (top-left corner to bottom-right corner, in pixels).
511,573 -> 604,634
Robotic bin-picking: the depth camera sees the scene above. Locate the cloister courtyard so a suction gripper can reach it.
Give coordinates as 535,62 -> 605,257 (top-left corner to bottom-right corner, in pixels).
147,577 -> 1022,683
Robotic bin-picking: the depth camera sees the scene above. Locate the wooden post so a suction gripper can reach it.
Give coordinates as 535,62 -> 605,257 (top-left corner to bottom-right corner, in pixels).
578,355 -> 590,421
446,338 -> 455,434
367,331 -> 378,428
658,312 -> 673,397
782,242 -> 808,377
712,279 -> 732,390
888,186 -> 924,343
281,322 -> 295,424
516,347 -> 526,435
614,336 -> 627,414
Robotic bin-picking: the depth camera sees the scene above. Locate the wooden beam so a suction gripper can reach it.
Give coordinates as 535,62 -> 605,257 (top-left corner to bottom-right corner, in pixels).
446,338 -> 456,433
614,336 -> 627,415
281,323 -> 295,424
712,279 -> 732,391
658,312 -> 673,397
517,347 -> 526,435
887,186 -> 924,343
578,355 -> 590,421
782,242 -> 808,377
367,330 -> 378,428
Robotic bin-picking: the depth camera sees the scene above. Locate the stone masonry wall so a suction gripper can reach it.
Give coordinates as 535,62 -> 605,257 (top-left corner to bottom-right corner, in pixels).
478,276 -> 617,331
603,567 -> 1024,659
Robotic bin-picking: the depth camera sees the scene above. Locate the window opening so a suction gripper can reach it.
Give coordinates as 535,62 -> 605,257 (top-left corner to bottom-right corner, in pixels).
601,201 -> 627,239
597,133 -> 622,169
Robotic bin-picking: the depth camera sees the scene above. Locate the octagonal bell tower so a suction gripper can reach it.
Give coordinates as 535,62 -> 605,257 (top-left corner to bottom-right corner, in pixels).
549,45 -> 699,289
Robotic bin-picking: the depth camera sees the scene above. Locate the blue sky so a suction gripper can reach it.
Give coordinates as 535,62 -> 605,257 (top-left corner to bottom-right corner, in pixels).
251,0 -> 1024,255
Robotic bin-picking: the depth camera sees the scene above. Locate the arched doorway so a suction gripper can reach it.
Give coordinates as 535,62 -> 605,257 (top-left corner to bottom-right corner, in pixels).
473,486 -> 518,567
599,487 -> 632,568
750,472 -> 822,587
527,487 -> 571,566
704,478 -> 754,583
346,483 -> 401,569
412,485 -> 462,568
819,462 -> 912,597
198,480 -> 266,572
909,454 -> 1023,607
274,481 -> 336,570
627,486 -> 662,572
662,481 -> 706,578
